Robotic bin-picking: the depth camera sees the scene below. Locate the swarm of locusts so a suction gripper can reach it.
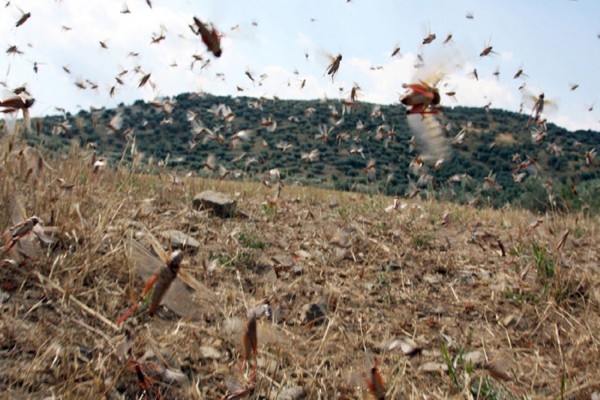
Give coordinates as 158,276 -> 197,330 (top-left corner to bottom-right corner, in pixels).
2,2 -> 600,399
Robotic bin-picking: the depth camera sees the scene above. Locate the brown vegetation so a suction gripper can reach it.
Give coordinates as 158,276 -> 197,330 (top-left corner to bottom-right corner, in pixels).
1,135 -> 600,399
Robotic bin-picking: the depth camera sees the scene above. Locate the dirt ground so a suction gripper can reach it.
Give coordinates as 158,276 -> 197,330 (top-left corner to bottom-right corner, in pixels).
1,144 -> 600,399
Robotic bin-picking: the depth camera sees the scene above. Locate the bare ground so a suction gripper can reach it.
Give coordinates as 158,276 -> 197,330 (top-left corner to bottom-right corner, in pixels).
1,141 -> 600,399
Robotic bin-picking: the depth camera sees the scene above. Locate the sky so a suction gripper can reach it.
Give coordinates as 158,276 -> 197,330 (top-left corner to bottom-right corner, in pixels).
1,0 -> 599,131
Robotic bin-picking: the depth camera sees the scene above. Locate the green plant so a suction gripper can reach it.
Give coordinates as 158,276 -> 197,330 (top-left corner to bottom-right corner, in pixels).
531,241 -> 554,282
411,232 -> 435,249
261,202 -> 277,221
441,343 -> 461,389
239,231 -> 266,250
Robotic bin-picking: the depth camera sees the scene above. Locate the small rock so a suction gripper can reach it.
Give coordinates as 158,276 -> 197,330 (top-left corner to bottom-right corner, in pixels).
293,249 -> 310,260
501,314 -> 516,327
161,230 -> 200,250
381,337 -> 422,356
387,261 -> 403,271
292,264 -> 304,275
0,289 -> 10,304
419,361 -> 448,373
193,190 -> 237,218
200,346 -> 221,360
463,350 -> 485,367
277,386 -> 306,400
301,303 -> 327,326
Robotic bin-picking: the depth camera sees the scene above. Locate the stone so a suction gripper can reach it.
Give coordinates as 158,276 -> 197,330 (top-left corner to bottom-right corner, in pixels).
192,190 -> 237,218
0,289 -> 9,304
277,386 -> 306,400
199,346 -> 221,360
301,303 -> 327,326
161,230 -> 200,250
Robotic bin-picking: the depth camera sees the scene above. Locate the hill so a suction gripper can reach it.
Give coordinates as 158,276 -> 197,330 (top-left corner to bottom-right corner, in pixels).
19,93 -> 600,213
0,138 -> 599,399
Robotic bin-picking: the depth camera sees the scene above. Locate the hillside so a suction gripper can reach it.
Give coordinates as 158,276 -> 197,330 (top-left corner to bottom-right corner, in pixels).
23,93 -> 600,213
1,135 -> 600,399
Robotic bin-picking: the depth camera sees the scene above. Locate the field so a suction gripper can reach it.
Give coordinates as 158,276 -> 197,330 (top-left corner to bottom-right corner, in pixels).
1,136 -> 600,400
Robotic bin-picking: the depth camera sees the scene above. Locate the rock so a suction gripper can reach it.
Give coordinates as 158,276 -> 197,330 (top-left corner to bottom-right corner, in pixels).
199,346 -> 221,360
419,361 -> 448,373
301,303 -> 327,326
463,350 -> 485,367
161,230 -> 200,250
381,337 -> 422,356
277,386 -> 306,400
387,261 -> 403,271
192,190 -> 237,218
292,264 -> 304,275
0,289 -> 9,304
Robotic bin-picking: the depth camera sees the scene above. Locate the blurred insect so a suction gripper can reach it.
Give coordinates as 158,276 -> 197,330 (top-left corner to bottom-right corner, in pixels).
6,44 -> 22,55
260,116 -> 277,132
445,90 -> 457,102
324,53 -> 342,81
350,83 -> 361,103
229,129 -> 253,148
107,111 -> 123,135
15,8 -> 31,27
138,73 -> 152,88
483,170 -> 502,191
443,33 -> 453,44
118,245 -> 183,325
585,148 -> 596,165
221,378 -> 255,400
524,92 -> 557,127
151,25 -> 167,44
513,65 -> 527,79
555,229 -> 569,253
190,17 -> 222,57
241,301 -> 272,379
493,67 -> 500,80
127,358 -> 163,400
244,69 -> 255,83
1,195 -> 54,255
402,67 -> 450,162
301,148 -> 319,162
390,44 -> 401,58
480,38 -> 497,57
569,82 -> 579,91
0,90 -> 35,133
365,356 -> 386,400
469,68 -> 479,81
400,81 -> 441,115
30,60 -> 44,74
1,216 -> 40,253
422,24 -> 436,45
118,233 -> 215,325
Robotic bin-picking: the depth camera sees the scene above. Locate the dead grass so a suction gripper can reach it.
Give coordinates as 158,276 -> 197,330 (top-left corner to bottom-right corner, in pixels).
1,136 -> 600,399
495,133 -> 517,145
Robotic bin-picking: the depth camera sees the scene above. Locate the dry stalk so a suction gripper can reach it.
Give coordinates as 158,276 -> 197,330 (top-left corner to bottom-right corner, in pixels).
36,272 -> 120,332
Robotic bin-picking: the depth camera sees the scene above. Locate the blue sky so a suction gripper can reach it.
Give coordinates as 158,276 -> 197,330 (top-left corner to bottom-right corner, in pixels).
1,0 -> 599,131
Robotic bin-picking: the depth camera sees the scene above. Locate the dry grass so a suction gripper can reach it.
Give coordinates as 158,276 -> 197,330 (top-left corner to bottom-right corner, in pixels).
1,136 -> 600,400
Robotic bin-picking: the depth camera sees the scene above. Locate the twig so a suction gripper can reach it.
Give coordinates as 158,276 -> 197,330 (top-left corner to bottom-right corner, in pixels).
71,317 -> 116,350
36,272 -> 120,332
236,269 -> 248,311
